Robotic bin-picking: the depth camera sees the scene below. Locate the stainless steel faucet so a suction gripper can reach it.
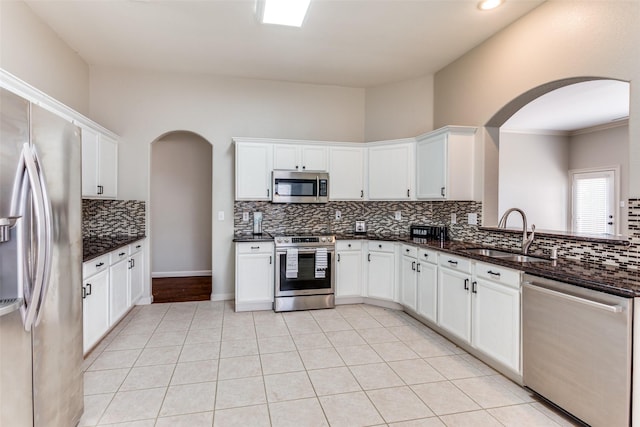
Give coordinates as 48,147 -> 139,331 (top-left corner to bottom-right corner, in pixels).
498,208 -> 536,254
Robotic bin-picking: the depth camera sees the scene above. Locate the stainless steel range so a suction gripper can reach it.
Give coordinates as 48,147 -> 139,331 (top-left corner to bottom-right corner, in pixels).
274,234 -> 335,312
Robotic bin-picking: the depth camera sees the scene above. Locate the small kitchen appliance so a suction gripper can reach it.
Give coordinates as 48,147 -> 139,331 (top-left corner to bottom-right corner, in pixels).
273,233 -> 335,312
410,224 -> 449,242
354,220 -> 367,234
253,212 -> 263,234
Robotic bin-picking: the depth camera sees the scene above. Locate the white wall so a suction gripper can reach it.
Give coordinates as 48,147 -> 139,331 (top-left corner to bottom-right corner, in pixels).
364,75 -> 434,141
0,1 -> 90,114
499,131 -> 569,231
569,122 -> 629,233
89,66 -> 365,300
433,1 -> 640,227
151,132 -> 212,277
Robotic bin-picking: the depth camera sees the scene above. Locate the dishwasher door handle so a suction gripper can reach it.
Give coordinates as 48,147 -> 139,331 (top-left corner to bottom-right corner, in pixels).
524,282 -> 623,313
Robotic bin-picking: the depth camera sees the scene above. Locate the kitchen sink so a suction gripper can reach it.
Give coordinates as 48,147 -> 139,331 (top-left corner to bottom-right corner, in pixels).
463,248 -> 552,263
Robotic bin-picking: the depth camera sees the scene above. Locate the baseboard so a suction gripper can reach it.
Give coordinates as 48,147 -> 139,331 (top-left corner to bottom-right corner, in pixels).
136,296 -> 153,305
211,293 -> 234,302
336,296 -> 365,305
152,270 -> 212,278
362,297 -> 403,311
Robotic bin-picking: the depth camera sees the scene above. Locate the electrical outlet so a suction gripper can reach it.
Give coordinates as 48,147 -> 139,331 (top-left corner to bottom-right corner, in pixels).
450,213 -> 457,224
395,211 -> 402,221
218,211 -> 224,221
242,212 -> 249,222
468,213 -> 477,225
335,210 -> 342,220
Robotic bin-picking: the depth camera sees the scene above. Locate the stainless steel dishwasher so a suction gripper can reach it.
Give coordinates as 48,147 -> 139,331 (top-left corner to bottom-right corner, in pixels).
522,274 -> 632,427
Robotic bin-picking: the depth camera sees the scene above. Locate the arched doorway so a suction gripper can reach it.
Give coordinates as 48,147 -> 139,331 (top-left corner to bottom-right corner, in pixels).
150,131 -> 213,302
484,77 -> 630,236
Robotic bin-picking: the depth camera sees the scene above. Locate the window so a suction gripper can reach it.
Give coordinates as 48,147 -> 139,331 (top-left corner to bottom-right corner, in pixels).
570,168 -> 617,234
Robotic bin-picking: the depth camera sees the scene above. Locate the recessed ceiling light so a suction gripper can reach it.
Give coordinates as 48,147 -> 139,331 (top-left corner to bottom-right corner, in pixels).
256,0 -> 311,27
478,0 -> 505,11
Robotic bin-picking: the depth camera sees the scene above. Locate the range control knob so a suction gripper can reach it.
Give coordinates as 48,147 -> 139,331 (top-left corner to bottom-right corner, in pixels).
321,237 -> 327,242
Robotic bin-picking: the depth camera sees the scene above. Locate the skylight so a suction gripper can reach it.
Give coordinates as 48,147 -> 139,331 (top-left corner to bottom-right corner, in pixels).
257,0 -> 311,27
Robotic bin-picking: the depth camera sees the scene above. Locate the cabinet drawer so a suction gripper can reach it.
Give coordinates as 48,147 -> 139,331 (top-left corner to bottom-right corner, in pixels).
336,240 -> 362,251
418,248 -> 438,265
83,254 -> 109,278
401,245 -> 418,258
130,240 -> 144,254
474,262 -> 521,289
368,241 -> 395,253
236,242 -> 274,254
439,254 -> 471,273
110,247 -> 130,265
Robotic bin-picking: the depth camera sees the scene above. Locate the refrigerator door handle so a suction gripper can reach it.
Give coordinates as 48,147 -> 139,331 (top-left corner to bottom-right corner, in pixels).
14,144 -> 51,331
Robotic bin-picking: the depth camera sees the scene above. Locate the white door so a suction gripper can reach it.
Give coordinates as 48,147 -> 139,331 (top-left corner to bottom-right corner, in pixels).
109,258 -> 130,324
99,135 -> 118,198
437,268 -> 471,342
400,255 -> 417,311
273,144 -> 299,170
416,133 -> 447,199
129,251 -> 144,304
571,169 -> 616,234
329,146 -> 365,200
368,143 -> 413,200
417,261 -> 438,323
236,143 -> 273,200
81,127 -> 99,197
367,251 -> 395,300
336,250 -> 362,297
300,145 -> 328,171
83,270 -> 110,353
236,253 -> 274,304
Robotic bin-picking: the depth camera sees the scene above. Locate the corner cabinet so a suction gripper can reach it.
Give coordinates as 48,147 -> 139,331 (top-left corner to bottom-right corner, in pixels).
415,126 -> 476,200
235,242 -> 275,311
368,140 -> 415,200
329,145 -> 365,200
81,127 -> 118,198
234,140 -> 273,200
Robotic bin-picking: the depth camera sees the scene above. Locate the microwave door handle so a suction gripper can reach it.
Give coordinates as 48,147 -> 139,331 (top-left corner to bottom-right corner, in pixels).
316,176 -> 319,201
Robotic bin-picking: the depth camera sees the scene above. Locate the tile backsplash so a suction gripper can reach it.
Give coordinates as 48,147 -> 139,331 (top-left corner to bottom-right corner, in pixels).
235,199 -> 640,270
83,199 -> 146,238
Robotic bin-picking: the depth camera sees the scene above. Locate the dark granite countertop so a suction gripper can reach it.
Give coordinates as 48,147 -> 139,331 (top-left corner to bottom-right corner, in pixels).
83,235 -> 146,262
334,233 -> 640,298
233,232 -> 274,243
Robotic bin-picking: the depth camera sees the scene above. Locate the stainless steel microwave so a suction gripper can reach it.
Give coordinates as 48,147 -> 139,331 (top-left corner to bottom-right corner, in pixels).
272,170 -> 329,203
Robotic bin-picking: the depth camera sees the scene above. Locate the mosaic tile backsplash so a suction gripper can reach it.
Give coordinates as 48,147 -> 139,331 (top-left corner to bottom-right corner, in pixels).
235,199 -> 640,270
83,199 -> 146,238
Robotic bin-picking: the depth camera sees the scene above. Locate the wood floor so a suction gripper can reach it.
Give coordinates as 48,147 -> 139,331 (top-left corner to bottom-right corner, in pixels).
152,276 -> 212,303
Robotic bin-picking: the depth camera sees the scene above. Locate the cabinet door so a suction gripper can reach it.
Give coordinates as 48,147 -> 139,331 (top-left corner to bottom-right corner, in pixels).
83,270 -> 110,354
236,142 -> 273,200
336,250 -> 363,297
400,255 -> 417,311
273,144 -> 299,170
368,143 -> 413,200
416,133 -> 447,199
236,253 -> 274,304
81,127 -> 99,197
300,145 -> 327,171
329,146 -> 365,200
98,135 -> 118,198
129,251 -> 144,304
366,251 -> 395,301
109,258 -> 130,325
417,261 -> 438,323
472,278 -> 520,372
437,267 -> 471,342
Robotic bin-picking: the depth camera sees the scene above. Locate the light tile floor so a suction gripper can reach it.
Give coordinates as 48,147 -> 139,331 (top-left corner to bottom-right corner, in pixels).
80,301 -> 581,427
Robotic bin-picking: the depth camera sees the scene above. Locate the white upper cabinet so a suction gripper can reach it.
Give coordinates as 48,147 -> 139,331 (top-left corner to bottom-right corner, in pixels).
81,126 -> 118,198
274,144 -> 327,171
368,140 -> 415,200
235,140 -> 273,201
329,145 -> 365,200
415,126 -> 476,200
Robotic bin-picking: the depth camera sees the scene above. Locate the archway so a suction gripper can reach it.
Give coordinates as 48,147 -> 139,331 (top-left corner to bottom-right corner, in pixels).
150,131 -> 213,302
484,77 -> 630,236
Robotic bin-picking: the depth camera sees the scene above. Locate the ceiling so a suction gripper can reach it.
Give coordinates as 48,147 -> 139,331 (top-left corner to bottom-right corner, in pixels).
502,80 -> 630,132
25,0 -> 545,88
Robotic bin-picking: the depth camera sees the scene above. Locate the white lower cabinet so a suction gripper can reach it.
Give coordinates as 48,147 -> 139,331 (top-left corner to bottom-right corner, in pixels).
366,241 -> 396,301
129,241 -> 145,304
109,250 -> 130,325
235,242 -> 275,311
416,248 -> 438,323
336,241 -> 363,298
400,245 -> 418,311
82,268 -> 110,354
437,254 -> 472,342
471,262 -> 521,373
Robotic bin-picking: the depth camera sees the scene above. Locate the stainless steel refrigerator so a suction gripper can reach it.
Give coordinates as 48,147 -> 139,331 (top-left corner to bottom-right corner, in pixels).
0,87 -> 84,426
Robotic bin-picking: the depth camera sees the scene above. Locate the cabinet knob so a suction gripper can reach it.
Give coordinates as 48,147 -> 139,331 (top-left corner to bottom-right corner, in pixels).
378,244 -> 382,248
348,244 -> 351,248
96,262 -> 104,268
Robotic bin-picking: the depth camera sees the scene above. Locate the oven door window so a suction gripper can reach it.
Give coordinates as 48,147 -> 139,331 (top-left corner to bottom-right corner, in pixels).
279,252 -> 332,291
